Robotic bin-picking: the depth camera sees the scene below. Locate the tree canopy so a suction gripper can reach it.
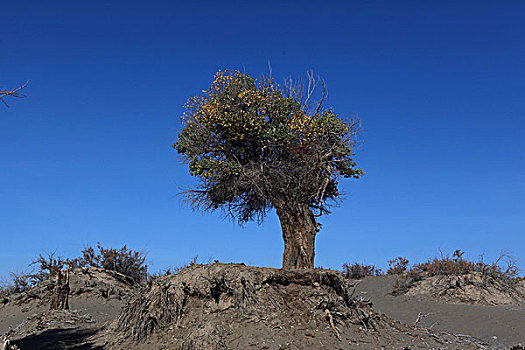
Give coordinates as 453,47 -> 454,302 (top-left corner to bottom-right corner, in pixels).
174,70 -> 364,268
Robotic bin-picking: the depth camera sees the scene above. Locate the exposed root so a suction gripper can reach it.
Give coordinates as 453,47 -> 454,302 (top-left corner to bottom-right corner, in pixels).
114,263 -> 370,345
323,309 -> 341,340
110,263 -> 495,349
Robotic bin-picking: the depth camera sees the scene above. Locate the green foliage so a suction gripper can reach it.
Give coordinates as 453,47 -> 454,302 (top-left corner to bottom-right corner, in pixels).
174,69 -> 363,223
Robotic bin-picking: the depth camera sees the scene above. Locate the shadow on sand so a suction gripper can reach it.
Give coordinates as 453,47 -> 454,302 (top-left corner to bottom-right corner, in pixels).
13,327 -> 103,350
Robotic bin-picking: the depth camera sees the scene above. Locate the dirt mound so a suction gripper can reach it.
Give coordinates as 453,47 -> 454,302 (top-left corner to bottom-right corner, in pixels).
0,267 -> 138,343
107,263 -> 492,349
355,275 -> 525,347
1,267 -> 137,309
393,272 -> 525,305
2,264 -> 514,349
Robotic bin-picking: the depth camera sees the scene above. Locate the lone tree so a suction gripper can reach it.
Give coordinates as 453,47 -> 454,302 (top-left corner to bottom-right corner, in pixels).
174,70 -> 364,269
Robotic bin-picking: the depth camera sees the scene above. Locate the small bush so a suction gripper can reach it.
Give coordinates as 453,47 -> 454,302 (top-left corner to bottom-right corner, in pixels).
29,251 -> 69,283
9,271 -> 34,292
387,257 -> 410,275
391,250 -> 521,295
342,262 -> 383,279
0,283 -> 13,301
2,244 -> 148,293
70,243 -> 148,283
0,269 -> 43,301
410,250 -> 519,281
0,271 -> 33,298
0,251 -> 70,297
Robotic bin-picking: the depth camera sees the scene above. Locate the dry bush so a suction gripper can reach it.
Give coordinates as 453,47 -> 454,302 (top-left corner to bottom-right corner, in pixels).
386,257 -> 410,275
411,250 -> 519,280
342,262 -> 383,279
4,244 -> 149,292
29,251 -> 68,283
0,251 -> 70,298
391,250 -> 521,295
0,271 -> 34,300
0,283 -> 11,300
9,271 -> 34,292
69,243 -> 148,283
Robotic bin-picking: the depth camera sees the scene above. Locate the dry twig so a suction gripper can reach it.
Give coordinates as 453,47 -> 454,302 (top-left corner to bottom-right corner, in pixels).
0,82 -> 27,107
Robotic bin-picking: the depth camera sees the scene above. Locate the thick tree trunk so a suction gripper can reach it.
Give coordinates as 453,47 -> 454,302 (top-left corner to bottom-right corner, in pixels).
275,203 -> 318,269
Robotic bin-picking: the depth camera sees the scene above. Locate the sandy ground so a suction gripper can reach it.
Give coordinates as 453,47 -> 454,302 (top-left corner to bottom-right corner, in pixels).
354,275 -> 525,347
0,267 -> 134,350
0,296 -> 124,336
0,265 -> 523,349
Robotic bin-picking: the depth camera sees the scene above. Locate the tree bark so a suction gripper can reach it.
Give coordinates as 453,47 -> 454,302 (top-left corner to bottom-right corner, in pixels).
275,203 -> 318,269
50,266 -> 70,310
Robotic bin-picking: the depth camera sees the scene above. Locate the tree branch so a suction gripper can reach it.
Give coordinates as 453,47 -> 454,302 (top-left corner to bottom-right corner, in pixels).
0,81 -> 28,107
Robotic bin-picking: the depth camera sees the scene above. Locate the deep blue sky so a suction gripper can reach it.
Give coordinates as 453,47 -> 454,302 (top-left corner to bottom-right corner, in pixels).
1,1 -> 524,277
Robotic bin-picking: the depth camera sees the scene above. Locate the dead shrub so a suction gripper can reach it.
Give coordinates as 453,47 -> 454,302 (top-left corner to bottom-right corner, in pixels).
391,250 -> 521,295
410,250 -> 519,281
0,251 -> 70,298
29,251 -> 68,283
9,271 -> 34,292
386,257 -> 410,275
69,243 -> 148,283
0,271 -> 34,300
2,245 -> 148,295
342,262 -> 383,279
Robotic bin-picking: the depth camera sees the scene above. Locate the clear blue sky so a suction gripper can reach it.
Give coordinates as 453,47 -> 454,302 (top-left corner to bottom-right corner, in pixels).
1,1 -> 524,277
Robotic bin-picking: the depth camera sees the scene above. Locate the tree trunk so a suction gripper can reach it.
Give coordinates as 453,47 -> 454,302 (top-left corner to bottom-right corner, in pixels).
275,203 -> 319,269
50,266 -> 70,310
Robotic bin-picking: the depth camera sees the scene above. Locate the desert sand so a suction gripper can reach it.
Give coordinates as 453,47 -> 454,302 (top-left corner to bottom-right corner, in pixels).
1,264 -> 523,349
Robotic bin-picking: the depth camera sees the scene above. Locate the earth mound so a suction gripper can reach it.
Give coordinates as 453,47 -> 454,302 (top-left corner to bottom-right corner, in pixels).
1,267 -> 138,349
107,263 -> 492,349
393,272 -> 525,305
2,267 -> 137,309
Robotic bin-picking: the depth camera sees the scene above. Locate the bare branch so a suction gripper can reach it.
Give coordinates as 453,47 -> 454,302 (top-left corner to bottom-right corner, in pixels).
0,81 -> 28,107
